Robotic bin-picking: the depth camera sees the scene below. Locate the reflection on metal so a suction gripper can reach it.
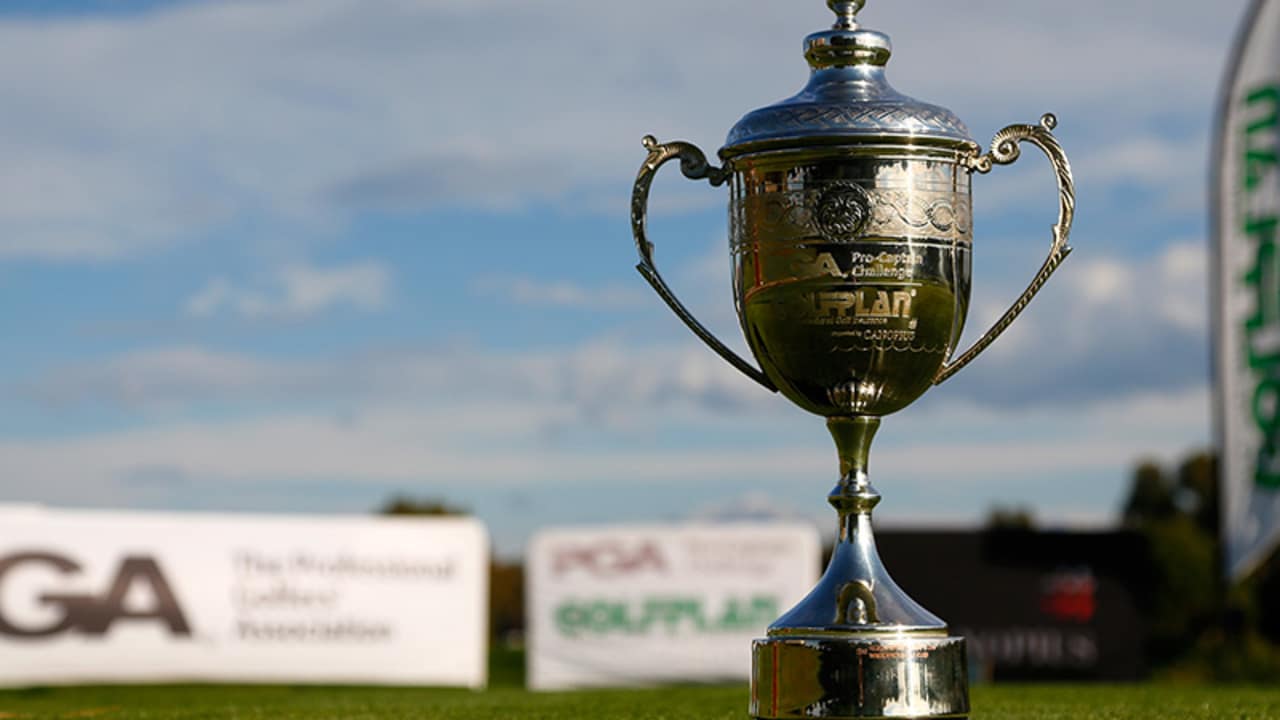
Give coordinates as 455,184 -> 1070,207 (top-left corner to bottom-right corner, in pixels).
752,635 -> 969,719
628,0 -> 1076,717
836,581 -> 879,625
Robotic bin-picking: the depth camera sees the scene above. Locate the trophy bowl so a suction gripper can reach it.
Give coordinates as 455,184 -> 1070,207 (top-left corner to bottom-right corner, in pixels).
730,149 -> 973,418
629,1 -> 1074,718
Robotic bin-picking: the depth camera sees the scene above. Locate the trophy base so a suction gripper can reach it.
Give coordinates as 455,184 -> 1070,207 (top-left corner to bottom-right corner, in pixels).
750,634 -> 969,720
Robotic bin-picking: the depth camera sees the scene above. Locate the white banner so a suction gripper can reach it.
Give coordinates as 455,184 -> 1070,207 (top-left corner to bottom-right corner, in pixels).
0,507 -> 488,687
1216,0 -> 1280,581
526,524 -> 820,690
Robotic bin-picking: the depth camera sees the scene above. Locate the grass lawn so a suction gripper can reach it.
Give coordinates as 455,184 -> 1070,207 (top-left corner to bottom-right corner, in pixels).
0,684 -> 1279,719
0,652 -> 1277,719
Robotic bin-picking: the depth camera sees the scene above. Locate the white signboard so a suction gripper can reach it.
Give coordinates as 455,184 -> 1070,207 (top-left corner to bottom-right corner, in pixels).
527,524 -> 820,690
0,508 -> 488,687
1215,0 -> 1280,580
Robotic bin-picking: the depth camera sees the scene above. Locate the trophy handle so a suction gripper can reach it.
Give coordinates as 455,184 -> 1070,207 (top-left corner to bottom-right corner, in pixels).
934,114 -> 1075,385
631,135 -> 778,392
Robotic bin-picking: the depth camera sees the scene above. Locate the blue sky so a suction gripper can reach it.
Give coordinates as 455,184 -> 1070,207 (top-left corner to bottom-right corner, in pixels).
0,0 -> 1245,554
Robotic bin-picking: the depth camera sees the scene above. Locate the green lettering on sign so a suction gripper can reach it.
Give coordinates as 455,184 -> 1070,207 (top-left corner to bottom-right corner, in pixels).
553,595 -> 779,638
1245,87 -> 1280,190
1241,84 -> 1280,489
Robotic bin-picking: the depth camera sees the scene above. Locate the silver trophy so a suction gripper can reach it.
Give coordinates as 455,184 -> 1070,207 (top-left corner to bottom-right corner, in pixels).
630,1 -> 1075,717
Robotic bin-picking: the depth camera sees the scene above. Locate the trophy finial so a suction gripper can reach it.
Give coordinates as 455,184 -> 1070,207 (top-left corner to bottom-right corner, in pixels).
807,0 -> 889,68
828,0 -> 864,29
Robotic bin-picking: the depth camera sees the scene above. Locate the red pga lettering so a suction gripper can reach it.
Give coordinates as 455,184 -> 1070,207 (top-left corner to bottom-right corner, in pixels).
552,541 -> 668,577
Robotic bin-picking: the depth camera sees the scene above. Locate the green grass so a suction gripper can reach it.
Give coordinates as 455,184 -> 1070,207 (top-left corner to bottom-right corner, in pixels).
0,651 -> 1276,719
0,683 -> 1278,719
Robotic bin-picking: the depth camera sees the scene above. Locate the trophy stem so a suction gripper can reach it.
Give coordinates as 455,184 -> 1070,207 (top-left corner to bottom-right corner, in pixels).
822,415 -> 944,631
827,416 -> 881,514
827,417 -> 885,574
749,415 -> 970,719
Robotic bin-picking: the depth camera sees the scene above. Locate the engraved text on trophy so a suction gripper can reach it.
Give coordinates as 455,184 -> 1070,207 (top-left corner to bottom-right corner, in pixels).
729,159 -> 972,417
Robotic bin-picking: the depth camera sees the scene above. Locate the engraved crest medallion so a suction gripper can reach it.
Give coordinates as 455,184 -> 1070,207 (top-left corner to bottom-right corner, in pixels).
815,181 -> 871,242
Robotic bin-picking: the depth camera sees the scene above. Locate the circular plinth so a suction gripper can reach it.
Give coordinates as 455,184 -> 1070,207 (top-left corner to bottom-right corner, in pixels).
751,634 -> 969,719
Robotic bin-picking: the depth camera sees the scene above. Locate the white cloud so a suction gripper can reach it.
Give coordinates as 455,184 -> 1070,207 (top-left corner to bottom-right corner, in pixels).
1071,240 -> 1209,337
1076,257 -> 1131,304
24,338 -> 771,424
0,0 -> 1246,261
688,491 -> 823,525
185,260 -> 391,319
1158,241 -> 1209,333
472,275 -> 648,310
20,257 -> 1212,488
7,267 -> 1213,541
31,238 -> 1210,417
0,381 -> 1208,526
944,239 -> 1210,406
30,347 -> 320,410
0,0 -> 1234,554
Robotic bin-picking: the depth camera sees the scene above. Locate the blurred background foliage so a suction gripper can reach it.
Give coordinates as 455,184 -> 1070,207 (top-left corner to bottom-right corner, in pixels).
1121,452 -> 1280,681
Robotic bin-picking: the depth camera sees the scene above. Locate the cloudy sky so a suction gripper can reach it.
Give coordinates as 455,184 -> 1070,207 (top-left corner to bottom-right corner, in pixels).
0,0 -> 1246,554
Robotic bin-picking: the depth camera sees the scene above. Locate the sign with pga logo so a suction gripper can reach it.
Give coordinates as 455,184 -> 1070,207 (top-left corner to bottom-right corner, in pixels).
0,507 -> 487,687
527,524 -> 820,690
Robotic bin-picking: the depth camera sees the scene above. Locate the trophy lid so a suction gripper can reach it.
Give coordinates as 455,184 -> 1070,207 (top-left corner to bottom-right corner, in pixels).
721,0 -> 976,158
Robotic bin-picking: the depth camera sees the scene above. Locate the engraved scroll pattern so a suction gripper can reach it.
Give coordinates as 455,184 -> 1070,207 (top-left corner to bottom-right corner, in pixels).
733,186 -> 971,252
726,103 -> 973,148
